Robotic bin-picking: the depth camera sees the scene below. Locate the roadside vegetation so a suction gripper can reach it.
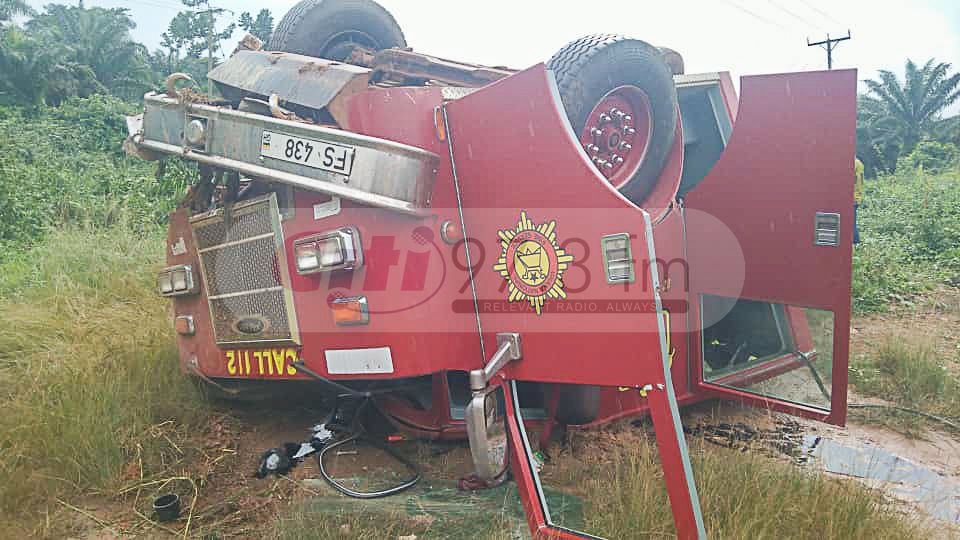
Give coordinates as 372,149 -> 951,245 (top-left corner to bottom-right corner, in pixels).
0,225 -> 210,537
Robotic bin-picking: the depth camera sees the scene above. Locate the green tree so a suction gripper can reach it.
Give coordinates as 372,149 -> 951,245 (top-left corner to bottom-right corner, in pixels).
0,0 -> 33,24
862,59 -> 960,156
171,0 -> 236,93
25,4 -> 151,100
0,28 -> 102,106
239,9 -> 273,43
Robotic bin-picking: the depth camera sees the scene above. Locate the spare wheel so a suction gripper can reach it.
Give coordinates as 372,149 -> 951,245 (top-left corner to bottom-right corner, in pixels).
547,34 -> 678,205
268,0 -> 406,62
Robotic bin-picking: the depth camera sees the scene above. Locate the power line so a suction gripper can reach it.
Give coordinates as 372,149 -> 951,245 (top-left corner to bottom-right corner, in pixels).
766,0 -> 826,32
807,31 -> 851,70
796,0 -> 846,28
717,0 -> 791,32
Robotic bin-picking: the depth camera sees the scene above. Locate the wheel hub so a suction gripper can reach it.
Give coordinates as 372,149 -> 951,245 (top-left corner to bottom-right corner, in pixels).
579,86 -> 653,189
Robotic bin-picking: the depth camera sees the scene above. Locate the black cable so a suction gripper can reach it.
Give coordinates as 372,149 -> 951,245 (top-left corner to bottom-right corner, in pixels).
316,399 -> 421,499
790,352 -> 960,432
848,403 -> 960,431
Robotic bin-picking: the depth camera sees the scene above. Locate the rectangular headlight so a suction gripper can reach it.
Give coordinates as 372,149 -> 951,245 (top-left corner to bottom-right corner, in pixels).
158,272 -> 174,294
157,265 -> 197,297
294,227 -> 362,274
171,268 -> 189,291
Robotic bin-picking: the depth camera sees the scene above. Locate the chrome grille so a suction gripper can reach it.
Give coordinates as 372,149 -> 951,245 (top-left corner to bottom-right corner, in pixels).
191,194 -> 300,345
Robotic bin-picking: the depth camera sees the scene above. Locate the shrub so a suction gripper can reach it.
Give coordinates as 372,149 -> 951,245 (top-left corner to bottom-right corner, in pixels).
0,97 -> 191,260
852,167 -> 960,312
896,140 -> 960,175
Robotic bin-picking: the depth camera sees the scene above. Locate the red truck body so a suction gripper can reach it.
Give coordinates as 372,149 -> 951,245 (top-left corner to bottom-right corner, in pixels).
144,52 -> 856,538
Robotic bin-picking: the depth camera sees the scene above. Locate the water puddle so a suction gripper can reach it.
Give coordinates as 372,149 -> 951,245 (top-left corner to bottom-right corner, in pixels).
800,435 -> 960,523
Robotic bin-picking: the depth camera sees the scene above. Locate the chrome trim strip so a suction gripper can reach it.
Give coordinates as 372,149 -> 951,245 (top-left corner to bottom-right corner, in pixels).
136,138 -> 429,216
641,209 -> 707,537
196,232 -> 276,253
441,105 -> 486,361
206,286 -> 285,301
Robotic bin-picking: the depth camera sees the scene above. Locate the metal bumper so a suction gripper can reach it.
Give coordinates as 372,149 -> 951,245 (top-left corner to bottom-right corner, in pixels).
128,93 -> 439,215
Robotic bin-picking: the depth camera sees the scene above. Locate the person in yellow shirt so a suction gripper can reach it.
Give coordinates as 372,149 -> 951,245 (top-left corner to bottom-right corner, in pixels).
854,158 -> 864,244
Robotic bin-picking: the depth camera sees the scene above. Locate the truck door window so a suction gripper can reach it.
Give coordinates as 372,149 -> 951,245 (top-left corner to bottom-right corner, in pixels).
701,295 -> 834,411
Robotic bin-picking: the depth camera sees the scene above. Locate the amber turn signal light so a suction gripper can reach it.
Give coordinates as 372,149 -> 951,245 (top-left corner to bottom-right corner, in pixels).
331,296 -> 369,326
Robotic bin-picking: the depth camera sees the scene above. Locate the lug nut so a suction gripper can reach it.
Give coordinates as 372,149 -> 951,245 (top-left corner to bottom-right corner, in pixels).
604,161 -> 614,170
585,144 -> 600,153
624,126 -> 637,135
623,114 -> 632,122
599,113 -> 612,123
620,142 -> 632,151
592,156 -> 600,164
590,127 -> 603,137
612,154 -> 625,164
596,159 -> 608,167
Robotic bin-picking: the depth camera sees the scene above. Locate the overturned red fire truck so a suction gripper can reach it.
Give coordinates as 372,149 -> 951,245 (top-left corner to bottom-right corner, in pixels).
125,1 -> 856,537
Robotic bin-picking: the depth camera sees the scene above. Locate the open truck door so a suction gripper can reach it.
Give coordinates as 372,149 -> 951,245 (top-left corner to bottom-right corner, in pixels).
443,66 -> 705,539
683,69 -> 857,425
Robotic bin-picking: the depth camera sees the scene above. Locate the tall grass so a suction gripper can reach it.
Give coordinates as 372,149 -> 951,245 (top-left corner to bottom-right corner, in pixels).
849,337 -> 960,434
273,429 -> 930,539
544,430 -> 930,539
0,225 -> 209,522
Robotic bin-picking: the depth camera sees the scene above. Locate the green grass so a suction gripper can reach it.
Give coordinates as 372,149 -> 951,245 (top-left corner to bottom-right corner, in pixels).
849,338 -> 960,435
272,429 -> 931,540
541,429 -> 930,539
0,225 -> 210,530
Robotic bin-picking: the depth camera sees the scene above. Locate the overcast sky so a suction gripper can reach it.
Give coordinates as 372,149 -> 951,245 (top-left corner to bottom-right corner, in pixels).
25,0 -> 960,114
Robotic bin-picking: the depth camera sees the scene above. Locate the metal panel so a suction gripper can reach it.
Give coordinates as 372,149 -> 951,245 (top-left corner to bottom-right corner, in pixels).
208,50 -> 371,112
684,69 -> 857,425
190,193 -> 300,346
136,93 -> 439,214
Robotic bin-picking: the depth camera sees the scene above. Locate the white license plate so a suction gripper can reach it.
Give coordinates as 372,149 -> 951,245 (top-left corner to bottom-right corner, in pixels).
324,347 -> 394,375
260,131 -> 355,176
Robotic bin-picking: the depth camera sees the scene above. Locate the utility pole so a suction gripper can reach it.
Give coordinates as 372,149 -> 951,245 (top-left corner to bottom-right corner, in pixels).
807,31 -> 851,70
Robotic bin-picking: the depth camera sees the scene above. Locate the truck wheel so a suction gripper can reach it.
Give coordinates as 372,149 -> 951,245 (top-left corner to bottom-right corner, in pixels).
548,35 -> 678,205
268,0 -> 406,62
554,384 -> 601,425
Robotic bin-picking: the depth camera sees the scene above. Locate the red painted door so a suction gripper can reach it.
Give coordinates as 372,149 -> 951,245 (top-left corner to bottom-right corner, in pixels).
683,69 -> 857,425
443,65 -> 706,540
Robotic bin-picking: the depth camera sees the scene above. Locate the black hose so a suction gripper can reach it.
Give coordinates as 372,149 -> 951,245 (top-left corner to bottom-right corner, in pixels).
791,352 -> 960,431
316,398 -> 421,499
848,403 -> 960,431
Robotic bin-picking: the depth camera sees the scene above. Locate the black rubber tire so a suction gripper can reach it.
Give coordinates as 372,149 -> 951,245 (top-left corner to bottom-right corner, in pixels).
553,384 -> 601,425
547,34 -> 678,205
268,0 -> 406,61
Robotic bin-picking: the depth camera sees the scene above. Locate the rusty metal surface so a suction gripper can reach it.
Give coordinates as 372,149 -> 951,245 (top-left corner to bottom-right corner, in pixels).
209,50 -> 371,112
369,48 -> 515,87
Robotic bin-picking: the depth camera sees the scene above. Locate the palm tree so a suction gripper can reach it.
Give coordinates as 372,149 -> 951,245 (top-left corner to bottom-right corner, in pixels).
863,59 -> 960,155
25,5 -> 152,99
0,0 -> 33,24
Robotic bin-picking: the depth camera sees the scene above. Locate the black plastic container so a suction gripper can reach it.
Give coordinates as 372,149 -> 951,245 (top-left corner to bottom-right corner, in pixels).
152,493 -> 181,522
